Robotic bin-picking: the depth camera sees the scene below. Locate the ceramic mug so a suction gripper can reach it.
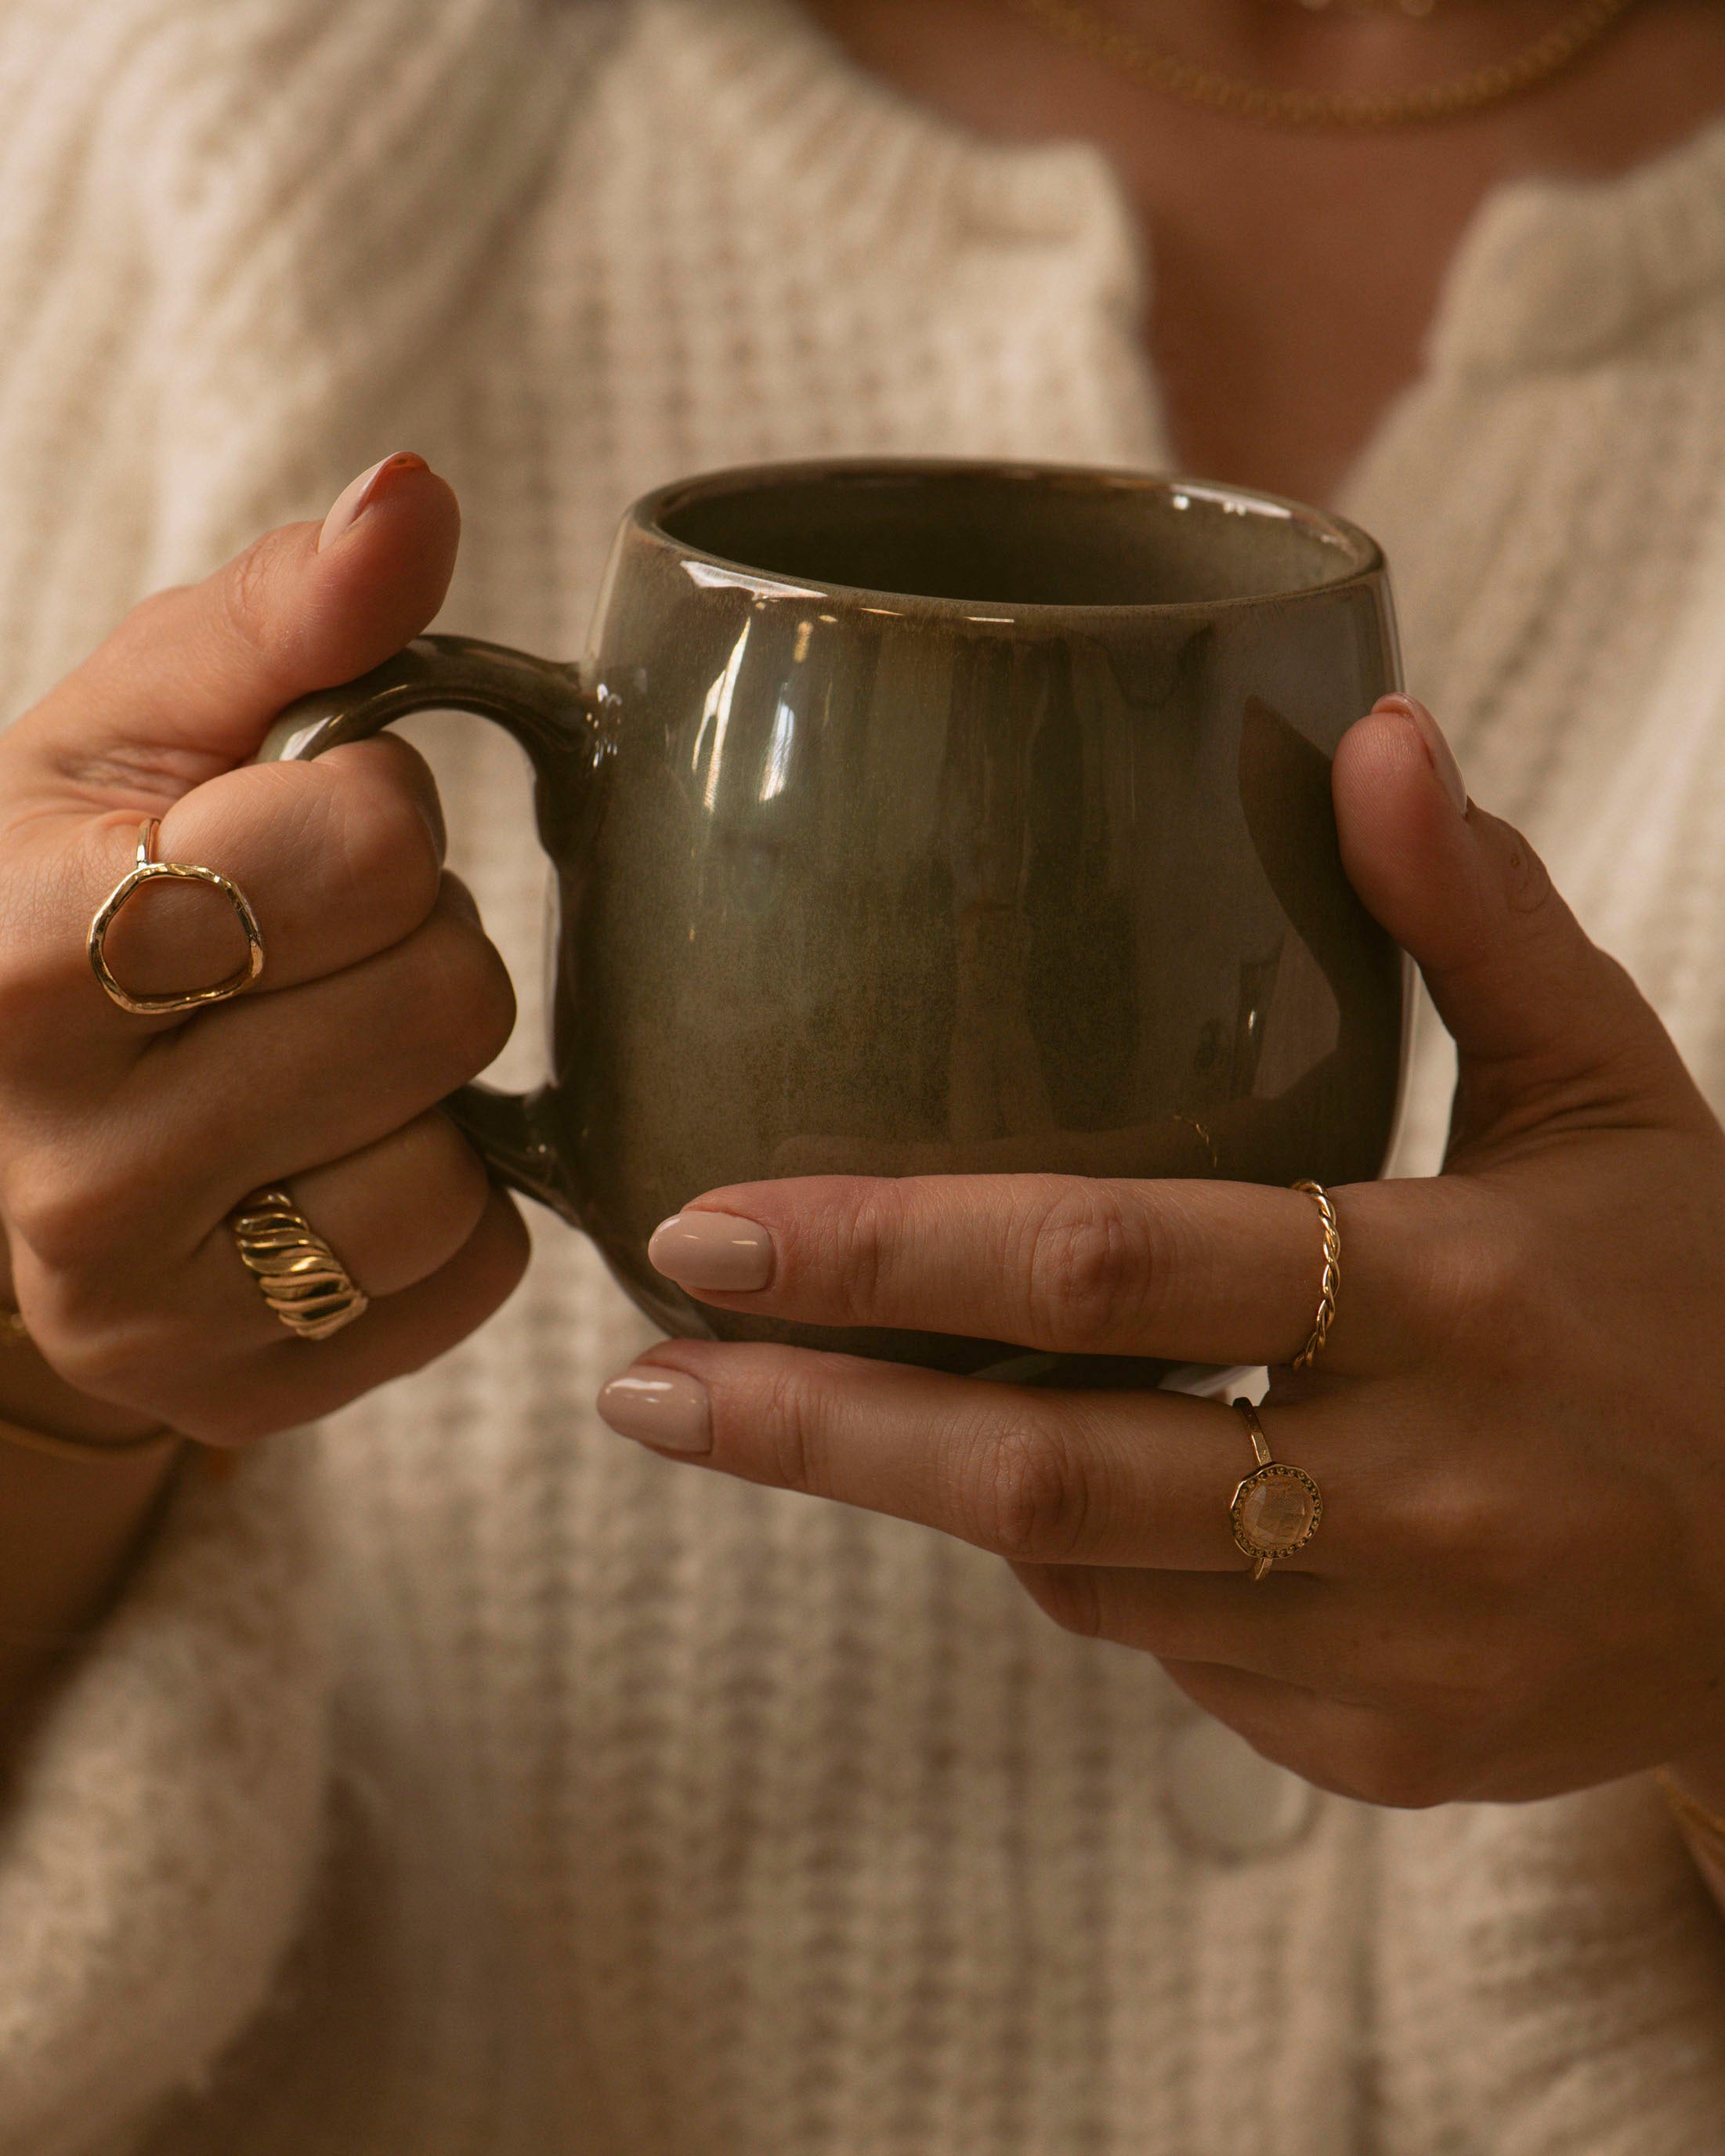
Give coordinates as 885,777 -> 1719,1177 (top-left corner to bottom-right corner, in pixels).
263,459 -> 1407,1381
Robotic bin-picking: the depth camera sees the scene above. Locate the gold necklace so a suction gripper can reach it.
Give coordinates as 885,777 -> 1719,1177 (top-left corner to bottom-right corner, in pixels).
1270,1 -> 1438,15
1276,1 -> 1440,13
1003,0 -> 1640,129
1276,1 -> 1440,16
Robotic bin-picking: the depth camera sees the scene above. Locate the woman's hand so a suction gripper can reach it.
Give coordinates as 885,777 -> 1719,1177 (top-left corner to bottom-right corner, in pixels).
599,696 -> 1725,1815
0,454 -> 527,1448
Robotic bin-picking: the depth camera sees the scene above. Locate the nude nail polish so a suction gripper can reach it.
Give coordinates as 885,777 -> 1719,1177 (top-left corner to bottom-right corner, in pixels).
317,451 -> 429,552
598,1368 -> 712,1454
1374,692 -> 1468,816
648,1210 -> 774,1293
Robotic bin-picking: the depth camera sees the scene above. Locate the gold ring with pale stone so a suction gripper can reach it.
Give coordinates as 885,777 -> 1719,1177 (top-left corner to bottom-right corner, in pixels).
1228,1398 -> 1323,1583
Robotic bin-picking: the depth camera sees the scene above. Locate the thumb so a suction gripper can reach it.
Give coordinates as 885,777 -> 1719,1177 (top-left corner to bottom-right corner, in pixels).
8,451 -> 459,805
1332,695 -> 1695,1144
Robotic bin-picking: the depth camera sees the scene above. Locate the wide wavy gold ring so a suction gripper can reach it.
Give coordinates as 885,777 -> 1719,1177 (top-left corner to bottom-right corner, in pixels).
89,818 -> 265,1017
230,1186 -> 369,1342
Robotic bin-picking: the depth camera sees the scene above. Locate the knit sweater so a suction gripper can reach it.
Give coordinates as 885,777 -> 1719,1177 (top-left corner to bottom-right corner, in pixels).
4,2 -> 1725,2150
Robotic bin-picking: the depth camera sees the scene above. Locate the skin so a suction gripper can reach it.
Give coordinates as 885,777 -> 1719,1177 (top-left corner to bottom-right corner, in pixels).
2,0 -> 1724,1922
617,726 -> 1725,1829
801,0 -> 1725,502
0,458 -> 528,1733
603,0 -> 1725,1897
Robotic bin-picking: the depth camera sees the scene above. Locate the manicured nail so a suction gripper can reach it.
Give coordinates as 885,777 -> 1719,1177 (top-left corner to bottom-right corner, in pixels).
649,1210 -> 774,1293
1375,693 -> 1468,816
317,452 -> 429,552
597,1367 -> 712,1454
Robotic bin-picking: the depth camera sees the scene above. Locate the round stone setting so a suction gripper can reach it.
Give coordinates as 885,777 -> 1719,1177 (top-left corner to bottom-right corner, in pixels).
1230,1462 -> 1322,1560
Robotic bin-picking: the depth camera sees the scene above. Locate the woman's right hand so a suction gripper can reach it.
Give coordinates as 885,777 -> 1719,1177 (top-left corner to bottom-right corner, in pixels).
0,454 -> 529,1447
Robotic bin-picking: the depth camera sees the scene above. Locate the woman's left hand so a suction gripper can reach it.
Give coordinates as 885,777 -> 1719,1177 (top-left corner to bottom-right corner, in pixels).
597,696 -> 1725,1814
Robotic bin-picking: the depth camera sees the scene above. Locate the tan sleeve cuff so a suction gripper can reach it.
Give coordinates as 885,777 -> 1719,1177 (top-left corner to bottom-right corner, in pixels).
0,1435 -> 331,2154
1375,1780 -> 1725,2154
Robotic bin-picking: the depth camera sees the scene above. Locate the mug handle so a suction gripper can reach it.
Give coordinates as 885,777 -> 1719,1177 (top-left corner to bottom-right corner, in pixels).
258,631 -> 606,1219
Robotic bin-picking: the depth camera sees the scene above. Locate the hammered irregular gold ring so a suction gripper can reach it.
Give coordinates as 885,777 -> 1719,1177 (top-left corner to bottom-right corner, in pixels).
230,1186 -> 370,1342
1228,1398 -> 1323,1583
89,818 -> 265,1016
1289,1179 -> 1340,1370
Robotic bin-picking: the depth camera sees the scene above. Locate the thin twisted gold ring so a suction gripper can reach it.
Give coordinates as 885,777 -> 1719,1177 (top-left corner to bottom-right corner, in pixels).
89,819 -> 265,1016
1289,1181 -> 1340,1369
1229,1399 -> 1324,1583
230,1186 -> 369,1342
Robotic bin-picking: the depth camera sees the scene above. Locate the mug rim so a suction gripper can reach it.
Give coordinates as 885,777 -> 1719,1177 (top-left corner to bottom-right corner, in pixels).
631,457 -> 1386,620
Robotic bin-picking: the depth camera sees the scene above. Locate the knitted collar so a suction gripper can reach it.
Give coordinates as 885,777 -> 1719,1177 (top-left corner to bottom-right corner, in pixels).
631,0 -> 1131,255
645,0 -> 1725,378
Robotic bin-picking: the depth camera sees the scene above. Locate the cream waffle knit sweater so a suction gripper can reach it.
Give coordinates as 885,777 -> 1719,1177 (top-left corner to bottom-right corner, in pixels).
5,2 -> 1725,2151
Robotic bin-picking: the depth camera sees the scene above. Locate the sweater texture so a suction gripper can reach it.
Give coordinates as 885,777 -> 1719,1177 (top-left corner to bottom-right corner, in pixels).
3,2 -> 1725,2149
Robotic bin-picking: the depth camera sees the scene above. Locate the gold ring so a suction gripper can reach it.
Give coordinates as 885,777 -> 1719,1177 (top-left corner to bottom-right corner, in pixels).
1228,1398 -> 1323,1582
230,1185 -> 369,1341
89,818 -> 265,1016
1289,1181 -> 1340,1369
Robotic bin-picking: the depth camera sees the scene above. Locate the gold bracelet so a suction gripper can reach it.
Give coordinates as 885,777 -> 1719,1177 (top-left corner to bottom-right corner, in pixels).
1654,1767 -> 1725,1854
0,1412 -> 183,1467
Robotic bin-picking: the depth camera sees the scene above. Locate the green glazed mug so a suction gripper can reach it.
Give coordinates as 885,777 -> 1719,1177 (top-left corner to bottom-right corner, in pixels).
263,459 -> 1406,1381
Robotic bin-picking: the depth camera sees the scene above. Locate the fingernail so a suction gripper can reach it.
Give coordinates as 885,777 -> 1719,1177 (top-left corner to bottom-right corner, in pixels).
317,452 -> 429,552
598,1367 -> 712,1455
648,1210 -> 774,1293
1374,693 -> 1468,816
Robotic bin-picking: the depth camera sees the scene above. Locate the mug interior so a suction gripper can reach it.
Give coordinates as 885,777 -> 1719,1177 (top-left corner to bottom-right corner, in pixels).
652,463 -> 1375,610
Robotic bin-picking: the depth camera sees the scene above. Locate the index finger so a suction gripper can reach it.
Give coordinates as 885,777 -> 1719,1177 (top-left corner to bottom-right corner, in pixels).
602,1341 -> 1366,1576
0,453 -> 460,1056
2,738 -> 448,1063
649,1172 -> 1419,1376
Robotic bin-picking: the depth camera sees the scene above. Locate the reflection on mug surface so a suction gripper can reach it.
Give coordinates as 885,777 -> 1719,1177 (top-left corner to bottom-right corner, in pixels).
265,461 -> 1406,1382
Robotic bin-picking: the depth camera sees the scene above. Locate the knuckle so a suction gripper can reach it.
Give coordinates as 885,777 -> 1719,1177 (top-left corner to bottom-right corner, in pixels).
758,1358 -> 827,1497
1018,1181 -> 1163,1348
1499,825 -> 1555,920
116,584 -> 189,653
0,948 -> 45,1060
50,1318 -> 153,1402
1336,1727 -> 1464,1811
330,761 -> 443,928
403,1120 -> 493,1250
176,1389 -> 295,1447
1400,1467 -> 1504,1568
1398,1465 -> 1546,1608
961,1415 -> 1091,1562
13,1261 -> 167,1401
411,1105 -> 491,1190
410,906 -> 516,1084
823,1181 -> 895,1322
474,1188 -> 533,1293
6,1146 -> 136,1277
1419,1200 -> 1546,1369
217,536 -> 285,672
1374,1618 -> 1514,1731
1427,1651 -> 1529,1750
